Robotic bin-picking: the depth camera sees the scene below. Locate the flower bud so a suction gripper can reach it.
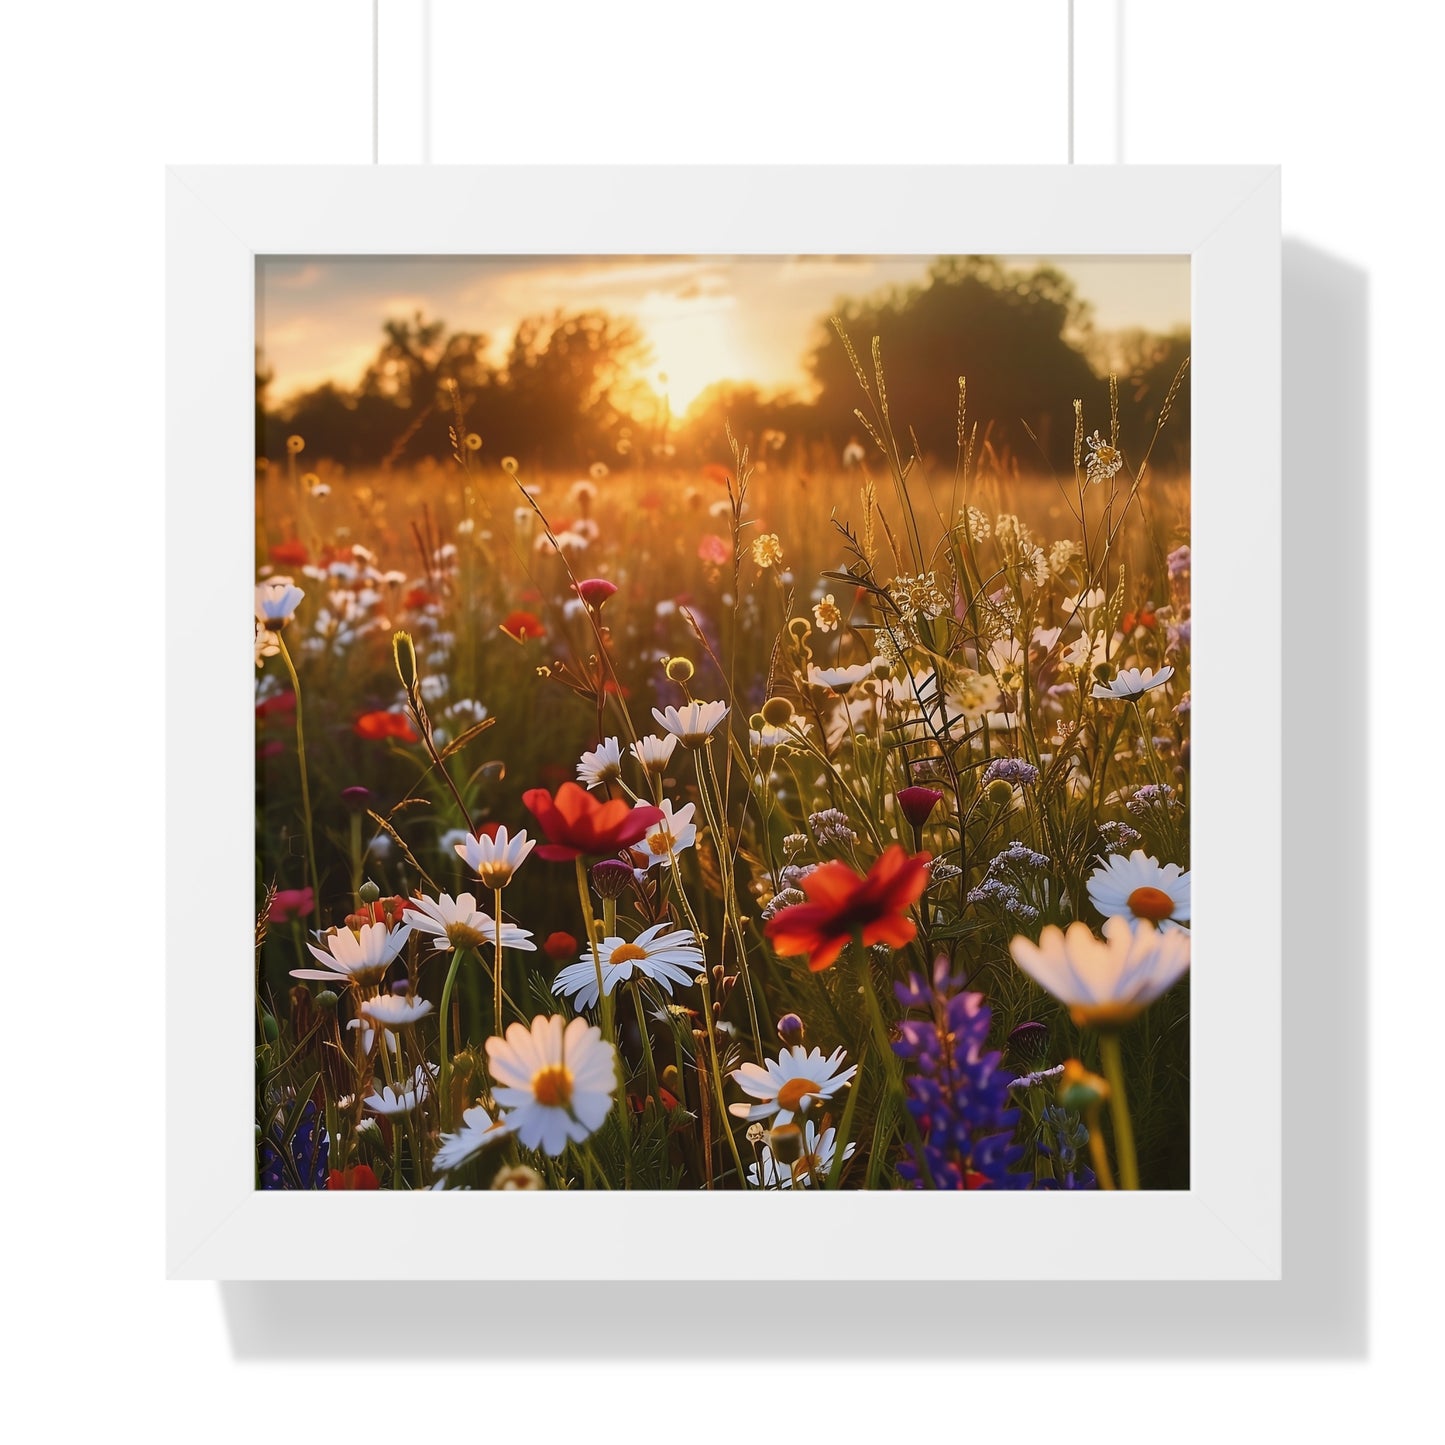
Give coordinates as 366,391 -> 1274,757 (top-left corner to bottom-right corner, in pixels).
986,779 -> 1014,809
1059,1058 -> 1109,1113
492,1164 -> 544,1191
261,1013 -> 279,1043
1007,1020 -> 1050,1069
341,785 -> 372,813
543,931 -> 579,962
760,696 -> 795,728
313,990 -> 339,1014
664,655 -> 695,683
897,785 -> 943,829
776,1012 -> 806,1047
590,858 -> 634,899
358,880 -> 381,904
768,1122 -> 804,1165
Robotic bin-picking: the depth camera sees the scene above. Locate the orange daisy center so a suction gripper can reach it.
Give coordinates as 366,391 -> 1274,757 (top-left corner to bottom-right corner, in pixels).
531,1065 -> 573,1109
645,826 -> 675,856
1127,886 -> 1176,922
776,1077 -> 821,1114
610,943 -> 648,965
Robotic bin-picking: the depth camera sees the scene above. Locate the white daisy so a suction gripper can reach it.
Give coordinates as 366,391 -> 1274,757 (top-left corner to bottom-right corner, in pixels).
406,893 -> 537,953
576,736 -> 623,789
729,1045 -> 857,1124
455,825 -> 535,888
255,578 -> 305,628
1062,587 -> 1107,616
364,1064 -> 435,1117
486,1015 -> 617,1157
1086,849 -> 1190,930
636,799 -> 697,869
433,1103 -> 515,1172
291,919 -> 411,986
255,621 -> 280,667
1008,916 -> 1191,1027
345,1017 -> 395,1054
630,732 -> 678,775
748,1120 -> 856,1189
1091,665 -> 1175,701
652,699 -> 730,748
359,993 -> 435,1027
807,660 -> 881,690
553,923 -> 705,1009
987,639 -> 1027,692
1062,631 -> 1110,671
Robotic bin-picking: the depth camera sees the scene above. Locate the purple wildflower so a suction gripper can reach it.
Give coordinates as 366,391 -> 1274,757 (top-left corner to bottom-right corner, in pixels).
891,958 -> 1028,1189
981,758 -> 1040,787
1167,545 -> 1191,578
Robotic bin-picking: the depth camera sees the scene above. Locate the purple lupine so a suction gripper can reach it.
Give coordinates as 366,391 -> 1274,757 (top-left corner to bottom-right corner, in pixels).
892,958 -> 1028,1189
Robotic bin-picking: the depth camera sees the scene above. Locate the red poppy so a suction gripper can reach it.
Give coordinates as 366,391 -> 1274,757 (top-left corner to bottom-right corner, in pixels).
268,539 -> 309,567
353,711 -> 418,743
255,690 -> 297,720
403,586 -> 436,610
1121,610 -> 1157,633
521,781 -> 663,862
499,609 -> 546,642
351,896 -> 410,928
702,463 -> 731,487
268,887 -> 314,923
542,930 -> 579,961
328,1165 -> 380,1190
764,844 -> 932,972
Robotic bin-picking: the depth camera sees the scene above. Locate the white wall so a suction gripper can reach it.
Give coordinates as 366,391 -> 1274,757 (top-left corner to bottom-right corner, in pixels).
6,1 -> 1436,1436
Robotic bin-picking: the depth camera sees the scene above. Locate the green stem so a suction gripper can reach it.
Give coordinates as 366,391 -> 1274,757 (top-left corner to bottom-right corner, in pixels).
697,968 -> 749,1187
437,945 -> 467,1129
277,634 -> 321,930
493,886 -> 505,1034
1098,1031 -> 1140,1190
574,855 -> 631,1184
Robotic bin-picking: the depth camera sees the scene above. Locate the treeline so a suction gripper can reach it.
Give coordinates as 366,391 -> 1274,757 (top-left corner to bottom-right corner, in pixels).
258,256 -> 1190,475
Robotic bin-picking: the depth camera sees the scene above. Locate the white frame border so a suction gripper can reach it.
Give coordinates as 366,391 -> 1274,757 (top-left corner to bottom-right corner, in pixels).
167,164 -> 1280,1281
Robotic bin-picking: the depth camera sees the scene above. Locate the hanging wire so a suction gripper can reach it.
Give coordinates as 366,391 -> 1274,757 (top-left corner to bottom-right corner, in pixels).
371,0 -> 380,164
1067,0 -> 1075,163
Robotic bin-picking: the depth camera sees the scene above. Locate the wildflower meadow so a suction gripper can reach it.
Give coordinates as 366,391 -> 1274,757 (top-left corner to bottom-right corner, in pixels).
255,256 -> 1192,1192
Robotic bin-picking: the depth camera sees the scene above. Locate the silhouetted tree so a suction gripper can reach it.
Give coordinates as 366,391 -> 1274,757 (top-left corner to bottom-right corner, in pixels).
808,256 -> 1109,473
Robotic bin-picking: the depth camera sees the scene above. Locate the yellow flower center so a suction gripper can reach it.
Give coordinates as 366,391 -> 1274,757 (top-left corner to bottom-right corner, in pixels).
531,1065 -> 573,1109
446,921 -> 491,950
775,1077 -> 821,1114
609,943 -> 648,965
1126,886 -> 1176,922
645,826 -> 675,856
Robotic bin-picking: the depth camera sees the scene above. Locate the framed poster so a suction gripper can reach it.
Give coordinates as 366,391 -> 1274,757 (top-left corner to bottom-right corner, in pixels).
168,164 -> 1280,1279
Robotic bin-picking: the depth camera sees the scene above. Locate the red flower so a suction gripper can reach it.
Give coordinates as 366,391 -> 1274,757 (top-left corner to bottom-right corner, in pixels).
764,844 -> 932,972
522,781 -> 663,862
328,1165 -> 379,1190
701,463 -> 731,487
896,786 -> 943,830
403,586 -> 436,610
256,690 -> 297,720
573,577 -> 618,609
268,887 -> 314,923
269,539 -> 309,567
353,711 -> 418,743
543,930 -> 579,961
500,609 -> 546,642
697,533 -> 731,565
352,896 -> 410,928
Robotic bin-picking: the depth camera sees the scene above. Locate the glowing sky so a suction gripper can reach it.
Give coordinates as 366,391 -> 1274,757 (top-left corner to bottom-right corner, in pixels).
258,255 -> 1190,414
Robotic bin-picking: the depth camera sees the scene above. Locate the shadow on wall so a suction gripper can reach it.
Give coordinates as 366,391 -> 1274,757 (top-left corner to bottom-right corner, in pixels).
220,240 -> 1367,1359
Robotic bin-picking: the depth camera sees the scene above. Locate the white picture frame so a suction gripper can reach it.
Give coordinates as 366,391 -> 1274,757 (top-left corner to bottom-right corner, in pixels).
167,163 -> 1280,1281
